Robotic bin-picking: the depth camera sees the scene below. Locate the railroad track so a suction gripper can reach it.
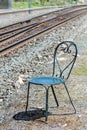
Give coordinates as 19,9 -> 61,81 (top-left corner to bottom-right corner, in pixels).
0,5 -> 87,55
0,5 -> 86,33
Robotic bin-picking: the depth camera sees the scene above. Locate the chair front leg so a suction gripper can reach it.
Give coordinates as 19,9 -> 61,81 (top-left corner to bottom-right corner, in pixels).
45,88 -> 49,122
25,82 -> 30,113
51,85 -> 59,107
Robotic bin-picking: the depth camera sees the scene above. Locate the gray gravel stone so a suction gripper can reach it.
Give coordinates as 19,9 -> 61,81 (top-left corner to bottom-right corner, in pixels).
0,13 -> 87,130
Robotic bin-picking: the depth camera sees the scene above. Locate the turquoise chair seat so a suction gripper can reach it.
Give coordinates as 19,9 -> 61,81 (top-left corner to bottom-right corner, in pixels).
28,76 -> 64,85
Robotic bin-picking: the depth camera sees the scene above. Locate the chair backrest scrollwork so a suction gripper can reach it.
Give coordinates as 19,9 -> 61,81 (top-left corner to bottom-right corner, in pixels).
52,41 -> 78,80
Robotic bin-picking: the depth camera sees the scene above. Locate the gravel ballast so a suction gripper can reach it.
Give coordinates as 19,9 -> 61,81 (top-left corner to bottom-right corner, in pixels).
0,13 -> 87,130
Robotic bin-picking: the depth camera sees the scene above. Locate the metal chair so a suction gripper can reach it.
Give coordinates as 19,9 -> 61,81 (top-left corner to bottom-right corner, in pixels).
25,41 -> 78,122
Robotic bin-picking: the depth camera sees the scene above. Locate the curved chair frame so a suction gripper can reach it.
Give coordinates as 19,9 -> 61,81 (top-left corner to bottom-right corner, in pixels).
25,41 -> 78,122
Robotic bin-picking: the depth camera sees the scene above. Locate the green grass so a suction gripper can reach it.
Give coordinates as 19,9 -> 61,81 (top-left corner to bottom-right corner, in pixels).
74,66 -> 87,76
12,1 -> 82,9
73,59 -> 87,76
13,2 -> 28,9
13,1 -> 47,9
13,1 -> 49,9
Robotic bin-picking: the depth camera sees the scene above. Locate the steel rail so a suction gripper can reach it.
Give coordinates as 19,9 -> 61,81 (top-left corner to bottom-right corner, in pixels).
0,23 -> 38,42
0,23 -> 37,36
0,9 -> 87,53
0,7 -> 87,43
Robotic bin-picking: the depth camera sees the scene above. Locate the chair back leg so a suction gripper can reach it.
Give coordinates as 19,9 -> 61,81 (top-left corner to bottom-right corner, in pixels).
63,82 -> 76,113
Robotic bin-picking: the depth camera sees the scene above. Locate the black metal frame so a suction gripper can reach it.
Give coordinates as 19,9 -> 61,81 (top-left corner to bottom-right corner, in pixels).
25,41 -> 78,122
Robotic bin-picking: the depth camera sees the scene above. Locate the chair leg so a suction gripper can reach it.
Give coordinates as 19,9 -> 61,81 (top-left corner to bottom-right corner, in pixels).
25,82 -> 30,113
51,85 -> 59,107
45,88 -> 49,122
63,82 -> 76,113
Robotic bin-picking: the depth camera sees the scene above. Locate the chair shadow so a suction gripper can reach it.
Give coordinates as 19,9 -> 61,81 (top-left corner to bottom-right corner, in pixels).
13,109 -> 46,121
13,106 -> 76,121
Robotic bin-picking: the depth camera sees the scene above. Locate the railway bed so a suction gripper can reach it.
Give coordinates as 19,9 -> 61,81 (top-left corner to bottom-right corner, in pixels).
0,5 -> 87,56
